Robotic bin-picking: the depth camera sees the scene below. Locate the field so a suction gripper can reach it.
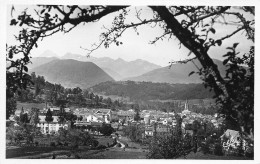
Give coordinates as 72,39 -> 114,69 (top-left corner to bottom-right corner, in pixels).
6,146 -> 67,158
6,135 -> 115,159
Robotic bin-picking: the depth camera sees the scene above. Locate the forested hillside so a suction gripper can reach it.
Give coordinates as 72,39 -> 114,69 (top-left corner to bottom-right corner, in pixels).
90,81 -> 214,101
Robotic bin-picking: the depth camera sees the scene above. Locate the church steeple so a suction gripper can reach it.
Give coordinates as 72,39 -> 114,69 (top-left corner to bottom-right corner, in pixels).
184,99 -> 189,111
182,99 -> 191,114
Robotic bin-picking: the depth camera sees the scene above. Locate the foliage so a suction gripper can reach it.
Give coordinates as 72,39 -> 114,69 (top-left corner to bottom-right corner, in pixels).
147,129 -> 193,159
58,105 -> 66,125
91,81 -> 214,101
56,128 -> 94,147
99,124 -> 115,136
122,124 -> 144,143
6,123 -> 41,145
29,107 -> 40,126
19,108 -> 30,124
147,114 -> 196,159
65,112 -> 77,127
6,124 -> 24,144
6,96 -> 17,119
216,46 -> 254,136
133,104 -> 140,121
45,108 -> 53,123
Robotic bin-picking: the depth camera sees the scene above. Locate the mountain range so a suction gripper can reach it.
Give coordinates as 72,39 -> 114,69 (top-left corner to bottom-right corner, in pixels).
61,52 -> 161,80
125,59 -> 227,84
29,50 -> 229,87
30,59 -> 114,89
31,51 -> 161,80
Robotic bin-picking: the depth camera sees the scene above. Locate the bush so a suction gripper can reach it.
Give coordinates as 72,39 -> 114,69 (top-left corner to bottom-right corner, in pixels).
50,142 -> 56,147
116,143 -> 121,147
96,145 -> 107,150
91,140 -> 99,147
213,143 -> 223,156
64,142 -> 69,146
56,128 -> 94,147
99,124 -> 115,136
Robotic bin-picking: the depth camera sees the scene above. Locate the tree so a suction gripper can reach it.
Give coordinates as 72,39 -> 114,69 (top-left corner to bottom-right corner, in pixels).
83,89 -> 89,98
19,107 -> 30,124
65,112 -> 77,128
106,97 -> 112,107
58,105 -> 66,127
6,97 -> 16,119
133,104 -> 140,121
72,87 -> 82,94
99,124 -> 114,136
95,95 -> 99,106
78,115 -> 83,121
45,108 -> 54,134
147,113 -> 193,159
7,5 -> 254,141
192,120 -> 201,135
29,107 -> 40,127
122,124 -> 144,142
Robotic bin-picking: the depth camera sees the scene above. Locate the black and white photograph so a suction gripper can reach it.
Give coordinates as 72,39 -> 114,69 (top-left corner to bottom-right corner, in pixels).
2,0 -> 259,161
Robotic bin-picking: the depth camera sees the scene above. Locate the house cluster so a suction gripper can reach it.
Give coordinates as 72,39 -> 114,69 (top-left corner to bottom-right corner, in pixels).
141,100 -> 223,137
37,107 -> 114,134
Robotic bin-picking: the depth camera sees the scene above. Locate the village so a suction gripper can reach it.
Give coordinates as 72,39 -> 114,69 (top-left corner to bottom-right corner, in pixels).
7,99 -> 253,159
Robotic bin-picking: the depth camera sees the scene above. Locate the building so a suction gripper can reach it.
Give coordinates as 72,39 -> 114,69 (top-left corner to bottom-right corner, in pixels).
144,124 -> 172,137
117,110 -> 135,122
74,108 -> 112,123
182,99 -> 191,115
37,115 -> 69,134
221,129 -> 246,151
144,115 -> 151,125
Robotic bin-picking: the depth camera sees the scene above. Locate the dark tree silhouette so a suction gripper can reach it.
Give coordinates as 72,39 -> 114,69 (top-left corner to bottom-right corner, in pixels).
133,104 -> 141,121
58,105 -> 66,127
19,107 -> 30,124
45,108 -> 54,134
7,5 -> 254,141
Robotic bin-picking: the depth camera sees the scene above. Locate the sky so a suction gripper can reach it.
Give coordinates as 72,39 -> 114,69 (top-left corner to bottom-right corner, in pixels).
6,5 -> 254,67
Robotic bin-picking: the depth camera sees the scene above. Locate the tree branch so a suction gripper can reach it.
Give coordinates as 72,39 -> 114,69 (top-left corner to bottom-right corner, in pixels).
150,6 -> 229,99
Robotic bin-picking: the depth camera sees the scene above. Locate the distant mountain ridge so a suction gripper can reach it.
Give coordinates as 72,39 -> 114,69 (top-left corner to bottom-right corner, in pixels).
38,50 -> 60,58
61,52 -> 161,79
125,59 -> 227,84
30,59 -> 114,89
31,51 -> 228,85
28,57 -> 59,69
35,51 -> 161,80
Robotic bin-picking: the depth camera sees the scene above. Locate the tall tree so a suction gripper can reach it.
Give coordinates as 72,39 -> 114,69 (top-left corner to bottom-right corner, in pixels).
58,105 -> 66,127
133,104 -> 140,121
45,108 -> 54,134
19,107 -> 30,124
29,107 -> 40,127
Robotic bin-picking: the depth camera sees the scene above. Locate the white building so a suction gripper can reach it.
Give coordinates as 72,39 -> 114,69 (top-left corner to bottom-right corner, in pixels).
221,129 -> 247,151
37,115 -> 69,134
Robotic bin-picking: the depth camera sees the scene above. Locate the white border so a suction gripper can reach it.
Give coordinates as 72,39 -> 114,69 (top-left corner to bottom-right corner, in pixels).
1,1 -> 259,164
